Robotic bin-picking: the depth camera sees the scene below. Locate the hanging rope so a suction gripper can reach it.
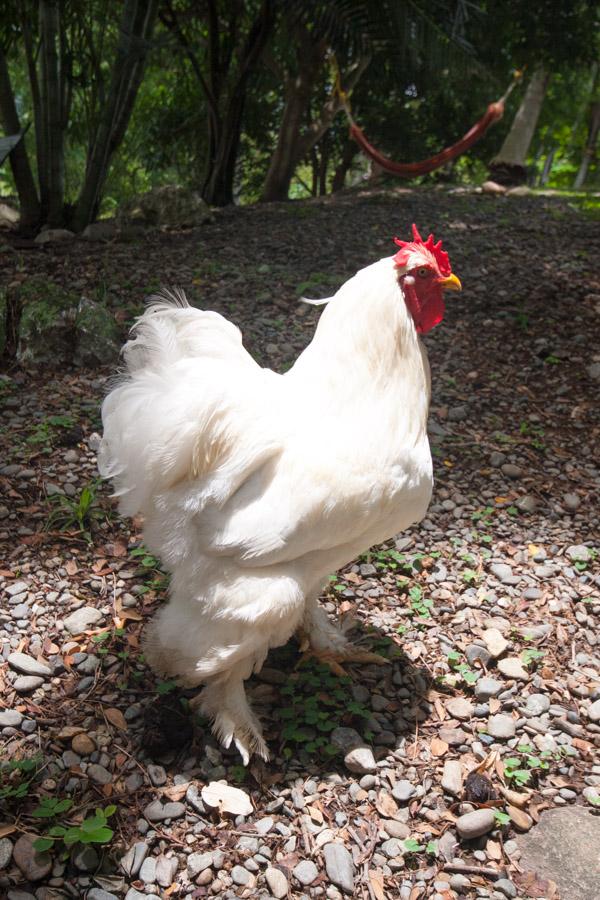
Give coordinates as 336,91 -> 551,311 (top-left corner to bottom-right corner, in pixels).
334,64 -> 523,177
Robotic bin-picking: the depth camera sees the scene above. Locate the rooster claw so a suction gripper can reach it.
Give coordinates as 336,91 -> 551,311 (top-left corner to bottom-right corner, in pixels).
299,647 -> 390,676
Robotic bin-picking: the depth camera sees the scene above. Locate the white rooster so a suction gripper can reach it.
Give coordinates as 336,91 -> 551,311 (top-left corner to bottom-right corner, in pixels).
99,225 -> 461,762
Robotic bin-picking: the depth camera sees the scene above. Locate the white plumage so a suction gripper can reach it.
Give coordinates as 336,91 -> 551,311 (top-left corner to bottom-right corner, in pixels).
99,251 -> 441,762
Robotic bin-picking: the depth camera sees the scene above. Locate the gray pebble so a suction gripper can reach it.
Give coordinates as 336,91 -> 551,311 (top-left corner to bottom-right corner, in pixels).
7,652 -> 51,678
13,676 -> 44,693
488,714 -> 516,739
475,678 -> 503,700
456,808 -> 496,839
231,864 -> 251,885
0,710 -> 23,728
0,837 -> 13,869
293,859 -> 319,886
494,878 -> 517,898
144,800 -> 186,821
323,842 -> 355,894
265,866 -> 289,898
139,856 -> 157,883
392,780 -> 415,803
147,764 -> 167,786
187,851 -> 213,877
120,841 -> 148,877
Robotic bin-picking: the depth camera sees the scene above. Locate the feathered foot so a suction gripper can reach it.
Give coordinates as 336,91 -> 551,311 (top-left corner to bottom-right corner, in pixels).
190,674 -> 269,765
297,603 -> 389,676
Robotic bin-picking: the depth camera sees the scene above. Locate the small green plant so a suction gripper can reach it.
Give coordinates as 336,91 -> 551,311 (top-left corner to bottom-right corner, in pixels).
46,481 -> 104,539
0,756 -> 42,800
129,545 -> 168,594
34,805 -> 116,852
155,679 -> 178,695
229,765 -> 247,784
278,661 -> 370,759
447,651 -> 478,685
503,743 -> 552,787
32,797 -> 73,818
521,648 -> 544,668
462,568 -> 479,585
402,839 -> 438,855
408,585 -> 433,618
26,415 -> 76,451
494,810 -> 511,826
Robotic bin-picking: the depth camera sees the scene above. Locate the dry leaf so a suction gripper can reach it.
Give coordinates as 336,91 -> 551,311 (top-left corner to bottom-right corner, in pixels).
430,737 -> 449,757
486,838 -> 502,860
201,781 -> 253,816
308,804 -> 323,825
0,824 -> 17,838
489,697 -> 501,714
65,559 -> 78,575
104,707 -> 128,731
162,783 -> 189,801
507,804 -> 533,831
500,785 -> 532,808
369,869 -> 386,900
375,790 -> 398,818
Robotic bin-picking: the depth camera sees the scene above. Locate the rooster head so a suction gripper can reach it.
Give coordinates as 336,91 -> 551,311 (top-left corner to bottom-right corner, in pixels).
393,224 -> 461,335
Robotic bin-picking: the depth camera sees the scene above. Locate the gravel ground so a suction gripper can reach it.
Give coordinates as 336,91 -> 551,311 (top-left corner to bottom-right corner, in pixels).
0,185 -> 599,900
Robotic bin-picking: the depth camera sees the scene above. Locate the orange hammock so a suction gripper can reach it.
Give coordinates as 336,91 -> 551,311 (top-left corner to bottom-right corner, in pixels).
337,73 -> 520,177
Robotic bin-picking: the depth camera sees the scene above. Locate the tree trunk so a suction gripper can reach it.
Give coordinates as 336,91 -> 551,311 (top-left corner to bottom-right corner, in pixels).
201,0 -> 274,206
574,62 -> 600,190
71,0 -> 159,231
0,47 -> 40,230
260,48 -> 369,203
331,140 -> 357,192
489,66 -> 550,185
39,0 -> 65,225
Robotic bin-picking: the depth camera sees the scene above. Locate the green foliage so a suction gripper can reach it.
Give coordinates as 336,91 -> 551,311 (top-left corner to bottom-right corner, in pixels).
521,648 -> 544,668
278,660 -> 371,759
32,797 -> 73,818
33,805 -> 116,853
46,480 -> 104,539
129,544 -> 168,594
447,651 -> 478,685
0,756 -> 42,801
494,810 -> 511,826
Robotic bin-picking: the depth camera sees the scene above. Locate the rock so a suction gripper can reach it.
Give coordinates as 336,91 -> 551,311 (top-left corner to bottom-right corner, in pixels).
87,764 -> 112,784
7,652 -> 52,677
497,657 -> 529,681
231,865 -> 251,885
73,298 -> 121,367
265,867 -> 289,898
456,808 -> 496,840
330,726 -> 364,753
14,676 -> 44,693
482,628 -> 508,659
147,764 -> 167,786
323,842 -> 355,894
449,873 -> 471,892
501,463 -> 522,478
87,890 -> 120,900
487,714 -> 516,739
73,845 -> 99,871
120,841 -> 149,877
344,746 -> 377,774
490,563 -> 513,583
391,780 -> 416,803
482,180 -> 507,195
382,820 -> 410,840
71,732 -> 96,755
293,859 -> 319,886
201,782 -> 253,817
143,800 -> 186,822
446,698 -> 474,720
155,855 -> 178,887
566,545 -> 591,563
120,185 -> 213,228
494,878 -> 517,898
82,220 -> 118,241
34,228 -> 75,244
63,606 -> 103,634
0,837 -> 13,868
0,201 -> 20,227
0,709 -> 23,727
475,677 -> 503,700
516,495 -> 538,513
563,493 -> 580,511
441,759 -> 463,797
525,694 -> 550,717
506,185 -> 531,196
466,644 -> 493,667
587,362 -> 600,380
125,890 -> 160,900
187,851 -> 214,877
139,856 -> 157,883
587,699 -> 600,722
12,834 -> 52,881
380,838 -> 403,859
516,807 -> 600,900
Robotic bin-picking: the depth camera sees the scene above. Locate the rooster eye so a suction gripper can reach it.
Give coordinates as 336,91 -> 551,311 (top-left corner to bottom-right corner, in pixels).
417,267 -> 430,278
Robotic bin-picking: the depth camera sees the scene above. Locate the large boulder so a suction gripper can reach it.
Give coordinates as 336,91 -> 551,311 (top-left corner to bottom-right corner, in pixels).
15,285 -> 121,368
73,297 -> 121,367
120,185 -> 213,228
0,202 -> 20,229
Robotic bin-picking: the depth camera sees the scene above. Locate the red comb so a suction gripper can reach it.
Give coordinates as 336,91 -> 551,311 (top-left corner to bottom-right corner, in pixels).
393,223 -> 452,276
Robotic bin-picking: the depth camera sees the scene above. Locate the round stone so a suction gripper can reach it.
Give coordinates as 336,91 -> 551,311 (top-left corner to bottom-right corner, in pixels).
525,694 -> 550,717
293,859 -> 319,886
446,698 -> 473,720
72,732 -> 96,755
487,714 -> 516,739
456,808 -> 496,840
265,867 -> 289,899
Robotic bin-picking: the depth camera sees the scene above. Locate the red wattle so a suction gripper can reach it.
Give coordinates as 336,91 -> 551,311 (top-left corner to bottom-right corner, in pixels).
403,282 -> 445,335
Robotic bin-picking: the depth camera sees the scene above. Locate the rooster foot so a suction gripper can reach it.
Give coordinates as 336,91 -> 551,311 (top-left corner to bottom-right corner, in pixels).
298,645 -> 389,677
189,681 -> 269,765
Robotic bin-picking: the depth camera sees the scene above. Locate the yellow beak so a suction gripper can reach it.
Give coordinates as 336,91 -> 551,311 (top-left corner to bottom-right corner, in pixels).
438,273 -> 462,292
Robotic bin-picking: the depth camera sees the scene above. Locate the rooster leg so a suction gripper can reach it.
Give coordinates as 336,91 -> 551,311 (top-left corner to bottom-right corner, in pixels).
189,669 -> 268,765
297,603 -> 389,675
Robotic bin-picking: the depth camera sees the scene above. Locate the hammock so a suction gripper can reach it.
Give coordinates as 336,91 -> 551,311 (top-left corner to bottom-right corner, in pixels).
336,72 -> 520,178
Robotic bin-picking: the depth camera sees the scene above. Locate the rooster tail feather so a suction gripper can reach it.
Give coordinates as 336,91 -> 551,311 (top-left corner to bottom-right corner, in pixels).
301,295 -> 333,306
